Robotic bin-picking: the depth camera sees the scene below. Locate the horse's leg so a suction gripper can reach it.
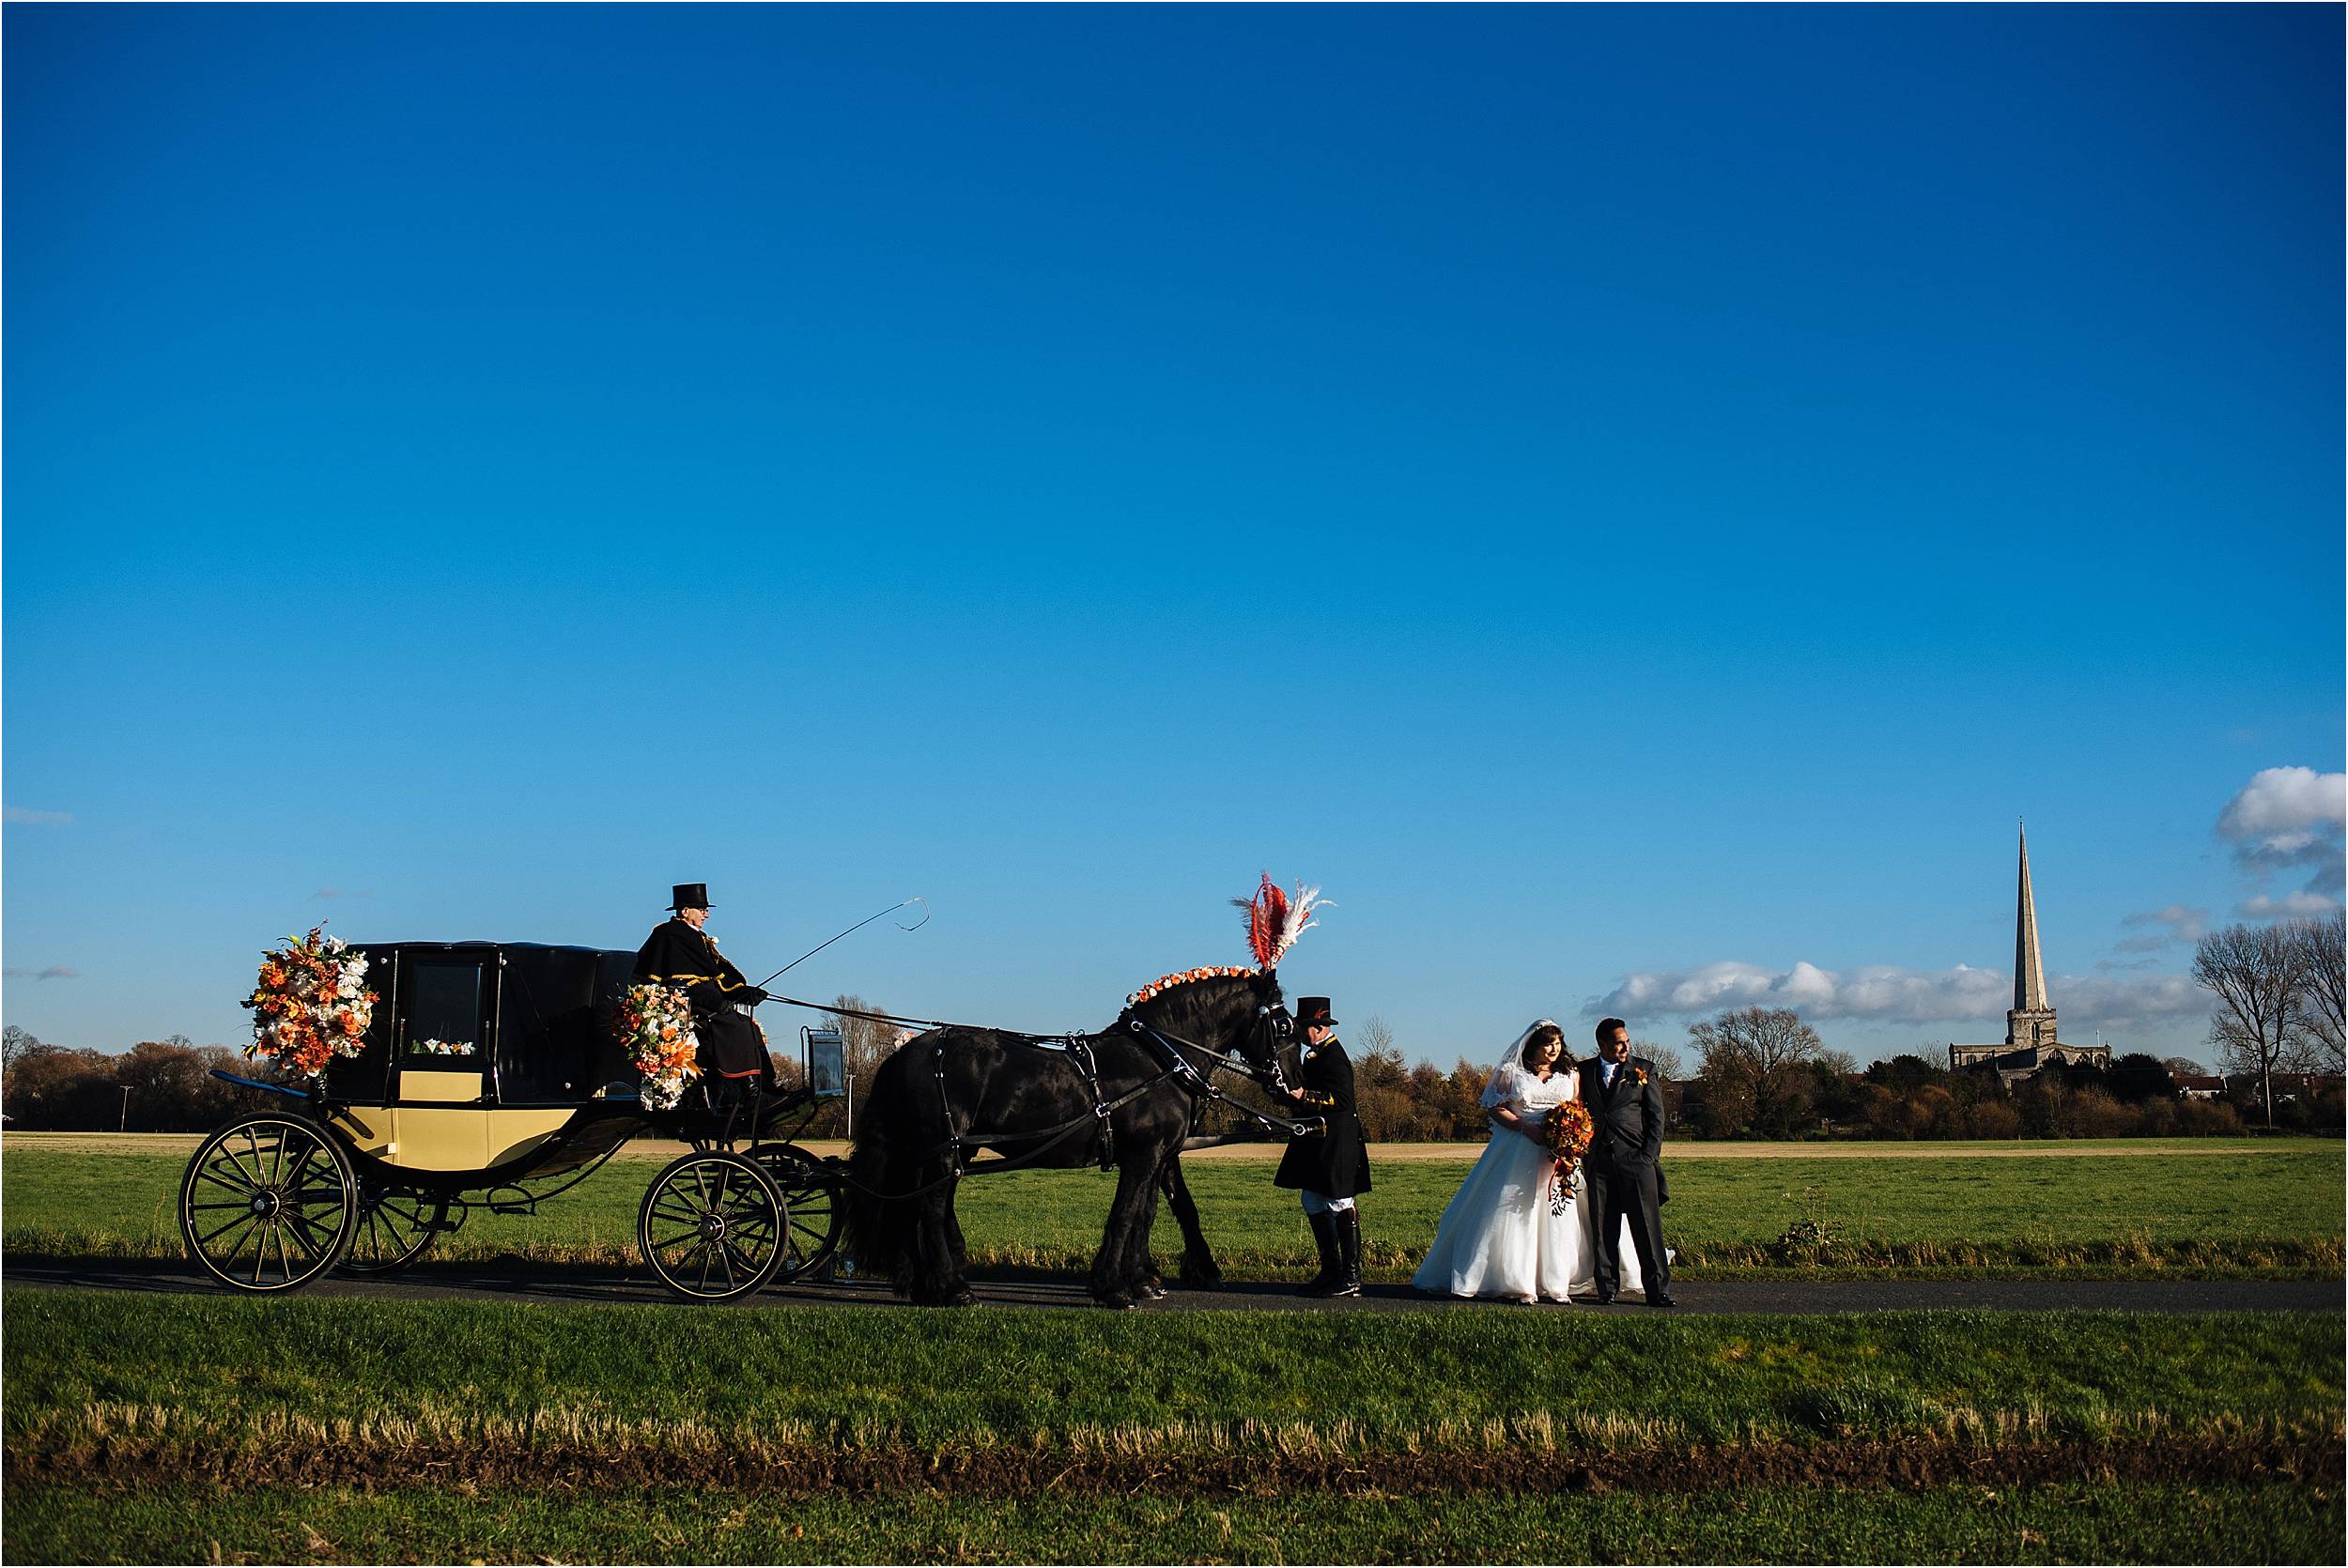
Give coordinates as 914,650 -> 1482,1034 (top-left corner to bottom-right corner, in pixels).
944,1197 -> 969,1278
1160,1157 -> 1223,1291
1089,1154 -> 1161,1309
907,1166 -> 973,1307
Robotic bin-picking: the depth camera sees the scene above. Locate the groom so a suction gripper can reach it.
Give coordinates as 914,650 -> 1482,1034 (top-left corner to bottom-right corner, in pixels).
1580,1017 -> 1675,1307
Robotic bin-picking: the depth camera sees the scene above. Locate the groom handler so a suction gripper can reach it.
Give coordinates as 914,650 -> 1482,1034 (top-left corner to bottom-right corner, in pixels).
1580,1018 -> 1676,1307
1274,997 -> 1371,1298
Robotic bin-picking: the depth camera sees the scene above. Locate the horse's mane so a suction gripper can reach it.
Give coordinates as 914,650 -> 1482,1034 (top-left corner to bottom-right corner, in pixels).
1122,966 -> 1279,1040
1124,966 -> 1256,1008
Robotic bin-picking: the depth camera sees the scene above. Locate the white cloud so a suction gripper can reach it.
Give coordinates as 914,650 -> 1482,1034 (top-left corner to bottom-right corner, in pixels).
2239,890 -> 2342,920
2217,765 -> 2346,838
3,806 -> 72,825
2114,903 -> 2208,952
2217,766 -> 2346,871
1586,961 -> 2008,1023
1586,959 -> 2203,1029
2052,973 -> 2204,1026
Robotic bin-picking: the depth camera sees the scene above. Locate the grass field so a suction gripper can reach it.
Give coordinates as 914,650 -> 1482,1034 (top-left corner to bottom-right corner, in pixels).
5,1292 -> 2340,1563
7,1483 -> 2337,1564
5,1137 -> 2340,1278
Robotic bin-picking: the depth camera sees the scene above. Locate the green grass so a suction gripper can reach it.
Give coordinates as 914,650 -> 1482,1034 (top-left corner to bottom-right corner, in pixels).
6,1143 -> 2340,1278
10,1293 -> 2338,1563
6,1482 -> 2338,1564
7,1293 -> 2339,1455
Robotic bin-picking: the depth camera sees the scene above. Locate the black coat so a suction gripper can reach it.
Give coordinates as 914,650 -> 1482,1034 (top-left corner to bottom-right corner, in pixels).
1578,1054 -> 1665,1167
1274,1038 -> 1372,1198
633,919 -> 765,1082
632,919 -> 755,1018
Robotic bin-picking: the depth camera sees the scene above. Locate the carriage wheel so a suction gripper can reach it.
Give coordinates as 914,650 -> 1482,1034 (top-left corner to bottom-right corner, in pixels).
752,1143 -> 844,1284
178,1113 -> 359,1293
638,1151 -> 789,1302
338,1183 -> 450,1276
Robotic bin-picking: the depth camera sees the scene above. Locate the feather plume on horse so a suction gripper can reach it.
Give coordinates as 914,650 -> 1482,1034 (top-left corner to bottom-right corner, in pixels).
1235,873 -> 1331,971
841,877 -> 1328,1309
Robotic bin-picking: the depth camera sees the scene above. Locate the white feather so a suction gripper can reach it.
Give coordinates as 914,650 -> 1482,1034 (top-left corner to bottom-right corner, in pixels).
1270,883 -> 1333,964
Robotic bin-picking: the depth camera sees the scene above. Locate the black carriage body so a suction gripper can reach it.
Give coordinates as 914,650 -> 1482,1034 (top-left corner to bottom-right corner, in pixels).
317,941 -> 645,1192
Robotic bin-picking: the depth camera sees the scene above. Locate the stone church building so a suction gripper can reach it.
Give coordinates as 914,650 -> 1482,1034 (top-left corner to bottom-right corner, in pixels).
1947,823 -> 2113,1083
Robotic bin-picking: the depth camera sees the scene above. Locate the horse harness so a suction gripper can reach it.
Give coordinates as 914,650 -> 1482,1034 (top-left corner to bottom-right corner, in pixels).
779,994 -> 1322,1203
919,1013 -> 1313,1179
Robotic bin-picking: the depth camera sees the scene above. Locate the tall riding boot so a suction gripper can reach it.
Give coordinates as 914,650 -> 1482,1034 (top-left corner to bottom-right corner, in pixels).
1325,1209 -> 1364,1298
1299,1211 -> 1340,1295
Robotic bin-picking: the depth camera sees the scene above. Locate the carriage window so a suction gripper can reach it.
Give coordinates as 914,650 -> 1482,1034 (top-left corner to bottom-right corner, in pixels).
405,962 -> 485,1059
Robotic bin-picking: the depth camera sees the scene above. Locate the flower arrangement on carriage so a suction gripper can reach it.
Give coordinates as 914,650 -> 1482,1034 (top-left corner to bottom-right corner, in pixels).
615,983 -> 700,1110
240,927 -> 377,1077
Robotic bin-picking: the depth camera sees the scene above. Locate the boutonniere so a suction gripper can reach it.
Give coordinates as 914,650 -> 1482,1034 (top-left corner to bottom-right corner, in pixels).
1632,1068 -> 1649,1088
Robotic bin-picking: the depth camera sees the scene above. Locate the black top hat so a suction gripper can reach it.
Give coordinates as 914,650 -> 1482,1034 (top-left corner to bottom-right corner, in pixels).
1297,996 -> 1337,1028
669,883 -> 712,912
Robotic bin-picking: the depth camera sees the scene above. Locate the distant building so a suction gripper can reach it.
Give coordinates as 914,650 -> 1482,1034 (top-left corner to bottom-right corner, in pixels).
1947,822 -> 2112,1083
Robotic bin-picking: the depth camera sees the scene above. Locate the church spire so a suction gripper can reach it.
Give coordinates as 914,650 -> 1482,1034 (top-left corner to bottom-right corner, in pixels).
2015,819 -> 2049,1012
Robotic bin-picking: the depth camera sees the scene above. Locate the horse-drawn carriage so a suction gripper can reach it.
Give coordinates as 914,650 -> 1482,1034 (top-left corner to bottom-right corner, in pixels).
178,940 -> 849,1301
183,878 -> 1336,1311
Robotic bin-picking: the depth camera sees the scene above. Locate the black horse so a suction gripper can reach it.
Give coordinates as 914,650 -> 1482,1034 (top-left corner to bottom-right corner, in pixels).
842,968 -> 1293,1308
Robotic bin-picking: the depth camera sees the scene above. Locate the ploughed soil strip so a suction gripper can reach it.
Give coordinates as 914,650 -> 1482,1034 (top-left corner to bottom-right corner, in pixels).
16,1435 -> 2334,1498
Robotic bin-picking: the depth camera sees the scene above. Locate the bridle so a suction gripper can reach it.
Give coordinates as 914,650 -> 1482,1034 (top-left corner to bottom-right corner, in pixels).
1122,1000 -> 1309,1134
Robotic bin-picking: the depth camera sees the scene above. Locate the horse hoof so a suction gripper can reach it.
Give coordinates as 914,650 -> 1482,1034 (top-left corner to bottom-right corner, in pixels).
1096,1293 -> 1138,1311
1143,1281 -> 1169,1300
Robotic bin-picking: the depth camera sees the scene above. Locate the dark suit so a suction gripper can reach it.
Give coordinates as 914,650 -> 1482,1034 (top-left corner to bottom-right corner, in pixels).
1578,1053 -> 1668,1298
632,918 -> 768,1083
1273,1038 -> 1372,1200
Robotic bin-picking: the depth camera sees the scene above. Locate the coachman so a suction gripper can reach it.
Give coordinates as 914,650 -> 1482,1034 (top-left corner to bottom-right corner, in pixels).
633,884 -> 775,1092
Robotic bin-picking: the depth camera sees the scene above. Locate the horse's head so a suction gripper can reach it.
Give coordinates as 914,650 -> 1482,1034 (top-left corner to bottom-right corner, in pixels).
1125,966 -> 1294,1092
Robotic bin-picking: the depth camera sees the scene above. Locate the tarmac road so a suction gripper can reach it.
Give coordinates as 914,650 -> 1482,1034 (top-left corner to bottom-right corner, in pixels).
3,1254 -> 2336,1314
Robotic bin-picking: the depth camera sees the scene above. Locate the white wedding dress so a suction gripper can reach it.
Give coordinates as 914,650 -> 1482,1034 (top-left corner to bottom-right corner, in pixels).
1412,1025 -> 1646,1303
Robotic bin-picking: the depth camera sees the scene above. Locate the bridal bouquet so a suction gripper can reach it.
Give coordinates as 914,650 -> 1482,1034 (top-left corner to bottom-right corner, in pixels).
242,927 -> 377,1078
1543,1100 -> 1596,1216
617,983 -> 700,1111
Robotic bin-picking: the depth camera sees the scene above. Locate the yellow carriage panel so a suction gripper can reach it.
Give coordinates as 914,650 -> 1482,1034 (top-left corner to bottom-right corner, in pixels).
400,1069 -> 485,1103
384,1108 -> 490,1172
484,1109 -> 581,1169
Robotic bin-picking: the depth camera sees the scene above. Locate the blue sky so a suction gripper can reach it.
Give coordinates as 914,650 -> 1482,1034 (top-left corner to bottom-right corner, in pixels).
6,3 -> 2341,1068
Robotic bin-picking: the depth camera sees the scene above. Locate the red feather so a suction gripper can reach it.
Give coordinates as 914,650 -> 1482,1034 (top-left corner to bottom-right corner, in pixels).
1235,872 -> 1289,970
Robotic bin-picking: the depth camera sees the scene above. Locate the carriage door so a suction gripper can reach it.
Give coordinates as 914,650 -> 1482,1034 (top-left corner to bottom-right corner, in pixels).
389,953 -> 494,1171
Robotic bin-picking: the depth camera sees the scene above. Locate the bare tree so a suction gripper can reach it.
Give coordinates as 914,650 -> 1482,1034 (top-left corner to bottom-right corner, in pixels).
1356,1015 -> 1398,1058
1631,1039 -> 1686,1083
1,1023 -> 44,1111
2192,923 -> 2306,1129
824,993 -> 909,1091
1688,1006 -> 1824,1136
2282,913 -> 2345,1075
2161,1055 -> 2208,1078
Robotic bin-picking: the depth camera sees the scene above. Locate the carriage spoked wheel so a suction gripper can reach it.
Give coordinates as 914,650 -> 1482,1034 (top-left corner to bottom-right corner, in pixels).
338,1182 -> 452,1276
638,1150 -> 790,1301
178,1113 -> 360,1292
751,1143 -> 844,1284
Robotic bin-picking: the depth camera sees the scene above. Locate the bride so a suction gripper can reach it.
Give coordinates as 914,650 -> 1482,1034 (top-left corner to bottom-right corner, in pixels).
1412,1019 -> 1645,1303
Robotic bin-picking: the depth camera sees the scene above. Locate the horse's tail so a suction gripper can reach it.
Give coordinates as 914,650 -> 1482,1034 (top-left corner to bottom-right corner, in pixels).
841,1037 -> 929,1285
